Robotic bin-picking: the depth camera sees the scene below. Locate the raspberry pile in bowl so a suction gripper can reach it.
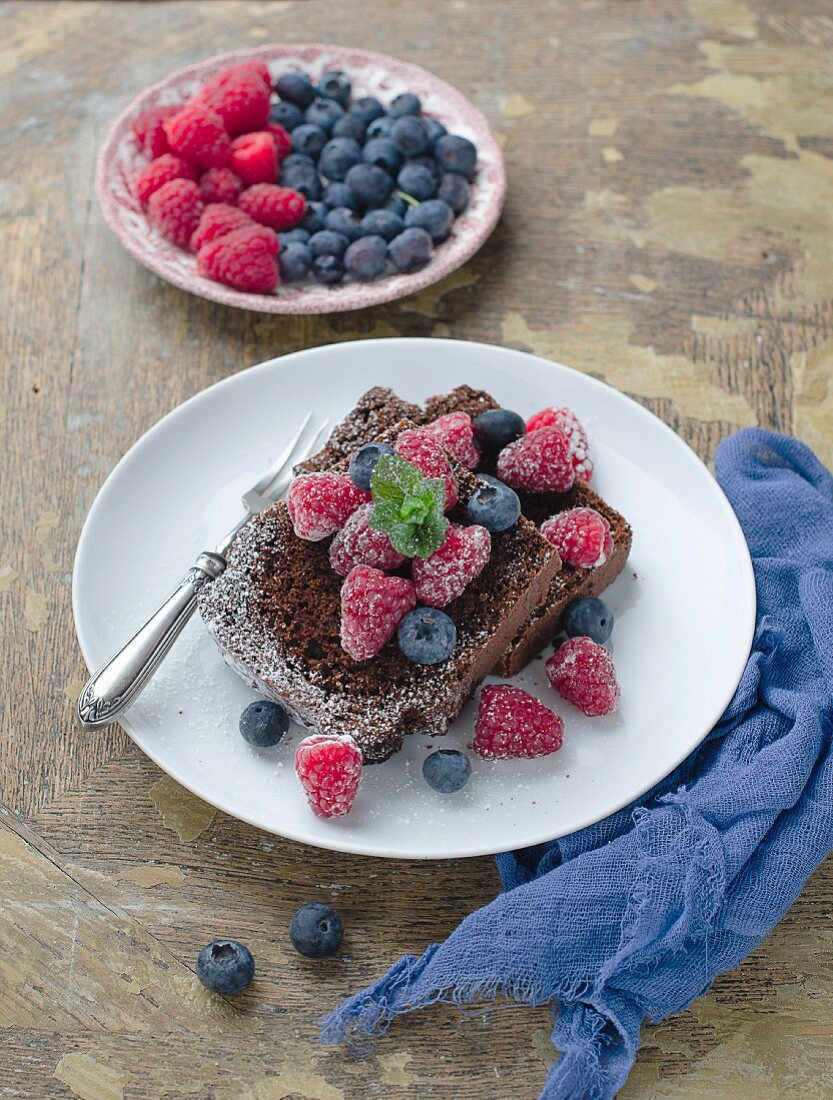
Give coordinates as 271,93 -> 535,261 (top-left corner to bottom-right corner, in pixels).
131,61 -> 478,293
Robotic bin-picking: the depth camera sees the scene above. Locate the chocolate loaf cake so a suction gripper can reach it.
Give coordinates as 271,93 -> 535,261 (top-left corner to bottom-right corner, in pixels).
425,386 -> 632,677
199,421 -> 561,763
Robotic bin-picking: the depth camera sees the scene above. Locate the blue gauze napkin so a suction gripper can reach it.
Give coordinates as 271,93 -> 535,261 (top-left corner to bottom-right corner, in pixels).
321,429 -> 833,1099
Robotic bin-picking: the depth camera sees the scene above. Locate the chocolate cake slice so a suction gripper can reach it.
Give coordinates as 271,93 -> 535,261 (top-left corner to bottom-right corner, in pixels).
199,420 -> 561,764
424,386 -> 632,677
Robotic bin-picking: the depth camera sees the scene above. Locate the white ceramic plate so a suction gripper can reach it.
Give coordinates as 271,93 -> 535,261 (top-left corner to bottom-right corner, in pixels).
73,339 -> 755,859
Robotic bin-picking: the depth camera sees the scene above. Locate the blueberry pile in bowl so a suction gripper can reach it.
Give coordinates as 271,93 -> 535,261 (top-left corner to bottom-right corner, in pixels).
131,60 -> 479,294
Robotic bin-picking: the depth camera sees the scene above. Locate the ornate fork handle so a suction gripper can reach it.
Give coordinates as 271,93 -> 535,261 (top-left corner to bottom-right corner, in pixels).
77,551 -> 226,728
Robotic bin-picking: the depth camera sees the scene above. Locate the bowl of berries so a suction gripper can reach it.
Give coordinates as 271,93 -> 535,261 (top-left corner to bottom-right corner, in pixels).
95,44 -> 506,312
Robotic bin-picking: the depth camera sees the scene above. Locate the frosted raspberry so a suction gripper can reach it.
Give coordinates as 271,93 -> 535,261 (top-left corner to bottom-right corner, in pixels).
541,508 -> 613,569
287,473 -> 370,541
329,503 -> 407,576
132,104 -> 177,157
411,524 -> 491,607
472,685 -> 564,760
199,166 -> 244,205
201,66 -> 271,135
191,203 -> 258,250
340,565 -> 416,661
264,121 -> 293,159
230,132 -> 278,185
496,426 -> 575,493
147,178 -> 204,247
395,428 -> 458,510
163,105 -> 232,169
422,412 -> 481,469
135,154 -> 198,206
295,733 -> 362,818
526,407 -> 593,482
196,226 -> 280,292
546,637 -> 620,716
238,184 -> 307,230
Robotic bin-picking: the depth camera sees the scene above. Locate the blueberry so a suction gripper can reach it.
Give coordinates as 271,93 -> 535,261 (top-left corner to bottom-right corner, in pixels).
290,902 -> 344,958
397,163 -> 437,201
332,112 -> 366,143
275,72 -> 316,109
397,607 -> 457,664
424,117 -> 448,146
366,115 -> 395,139
308,229 -> 350,259
325,206 -> 363,241
404,198 -> 454,242
280,162 -> 322,202
311,253 -> 345,285
278,242 -> 312,283
423,749 -> 471,793
434,133 -> 477,178
319,136 -> 362,181
345,163 -> 394,209
345,234 -> 388,281
350,95 -> 386,125
278,228 -> 310,247
388,227 -> 432,272
562,597 -> 615,645
466,477 -> 521,532
362,137 -> 404,177
472,408 -> 526,450
281,152 -> 315,172
438,172 -> 471,214
384,194 -> 408,217
348,441 -> 395,490
300,201 -> 327,233
269,100 -> 304,132
323,181 -> 360,211
239,699 -> 289,746
360,208 -> 404,242
305,96 -> 344,134
196,939 -> 254,994
317,69 -> 351,106
404,153 -> 441,181
291,123 -> 327,160
389,92 -> 421,117
391,115 -> 430,156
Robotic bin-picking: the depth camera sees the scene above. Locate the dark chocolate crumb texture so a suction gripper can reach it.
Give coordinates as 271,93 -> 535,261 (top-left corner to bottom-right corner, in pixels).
199,418 -> 561,763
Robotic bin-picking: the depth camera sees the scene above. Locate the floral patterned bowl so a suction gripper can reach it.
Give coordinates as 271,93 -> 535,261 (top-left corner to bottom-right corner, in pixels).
95,43 -> 507,314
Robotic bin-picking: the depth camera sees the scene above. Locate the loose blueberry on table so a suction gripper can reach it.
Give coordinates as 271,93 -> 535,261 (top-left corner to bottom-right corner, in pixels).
290,903 -> 344,958
196,939 -> 255,994
130,59 -> 480,293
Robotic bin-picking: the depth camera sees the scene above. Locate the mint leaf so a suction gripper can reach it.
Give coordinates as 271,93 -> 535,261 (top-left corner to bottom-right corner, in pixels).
369,456 -> 449,558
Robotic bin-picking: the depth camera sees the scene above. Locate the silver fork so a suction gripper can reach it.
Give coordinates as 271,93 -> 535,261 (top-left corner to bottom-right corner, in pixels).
77,412 -> 329,729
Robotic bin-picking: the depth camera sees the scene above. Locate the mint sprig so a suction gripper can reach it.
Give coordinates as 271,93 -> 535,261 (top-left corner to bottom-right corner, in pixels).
369,453 -> 448,558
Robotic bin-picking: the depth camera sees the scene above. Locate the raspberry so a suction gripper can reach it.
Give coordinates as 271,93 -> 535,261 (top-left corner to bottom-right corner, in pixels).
191,203 -> 257,250
238,184 -> 307,230
264,122 -> 293,160
526,407 -> 593,482
541,507 -> 613,569
329,503 -> 407,576
411,524 -> 491,607
135,154 -> 197,206
295,733 -> 363,818
202,66 -> 271,136
198,166 -> 244,205
423,412 -> 481,469
496,426 -> 575,493
197,225 -> 280,292
132,104 -> 177,157
287,472 -> 370,541
472,685 -> 564,760
163,105 -> 232,169
230,132 -> 278,186
147,178 -> 204,247
395,428 -> 458,510
546,637 -> 620,716
340,565 -> 416,661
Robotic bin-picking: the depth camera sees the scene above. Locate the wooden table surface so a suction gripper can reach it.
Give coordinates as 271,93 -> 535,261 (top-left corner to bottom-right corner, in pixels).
2,1 -> 832,1096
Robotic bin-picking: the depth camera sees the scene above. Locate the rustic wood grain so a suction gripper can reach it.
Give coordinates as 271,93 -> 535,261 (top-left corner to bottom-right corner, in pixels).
2,1 -> 832,1096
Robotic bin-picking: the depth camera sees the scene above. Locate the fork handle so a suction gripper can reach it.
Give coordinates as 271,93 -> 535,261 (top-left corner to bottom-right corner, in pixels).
76,551 -> 226,728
